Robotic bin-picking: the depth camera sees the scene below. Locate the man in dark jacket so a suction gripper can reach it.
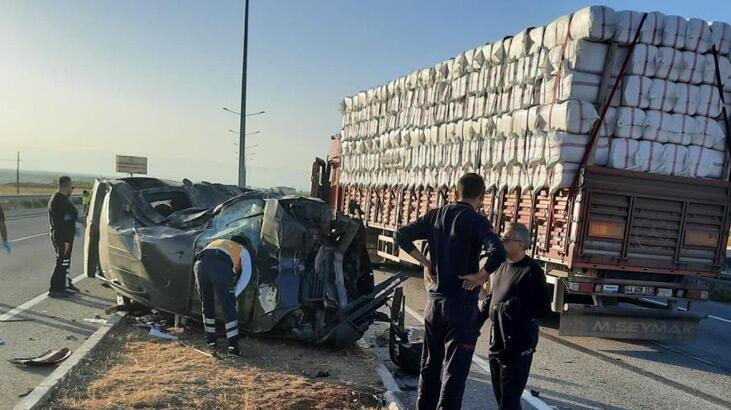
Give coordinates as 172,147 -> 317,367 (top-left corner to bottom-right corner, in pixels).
48,176 -> 80,298
485,222 -> 549,410
0,203 -> 10,254
395,173 -> 506,410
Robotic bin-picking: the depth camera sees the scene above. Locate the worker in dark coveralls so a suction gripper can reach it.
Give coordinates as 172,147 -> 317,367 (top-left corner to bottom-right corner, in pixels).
194,235 -> 253,356
0,203 -> 10,254
484,222 -> 549,410
395,172 -> 506,409
48,176 -> 80,298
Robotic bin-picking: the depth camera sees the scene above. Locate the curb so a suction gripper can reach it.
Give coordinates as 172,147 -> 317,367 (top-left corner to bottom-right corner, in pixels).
13,312 -> 126,410
376,362 -> 405,410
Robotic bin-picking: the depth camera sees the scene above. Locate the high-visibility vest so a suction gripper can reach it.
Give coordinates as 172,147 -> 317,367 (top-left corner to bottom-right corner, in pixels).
204,239 -> 243,273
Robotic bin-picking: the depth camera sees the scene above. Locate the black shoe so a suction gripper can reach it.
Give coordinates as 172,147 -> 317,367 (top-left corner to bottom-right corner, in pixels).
227,346 -> 242,356
207,341 -> 217,349
66,284 -> 81,293
49,291 -> 71,298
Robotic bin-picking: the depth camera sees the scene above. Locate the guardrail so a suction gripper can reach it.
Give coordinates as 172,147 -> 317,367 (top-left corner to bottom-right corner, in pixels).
0,194 -> 81,201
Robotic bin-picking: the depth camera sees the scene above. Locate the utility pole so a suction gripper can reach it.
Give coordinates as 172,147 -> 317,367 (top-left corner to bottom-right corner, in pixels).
238,0 -> 250,188
16,152 -> 19,194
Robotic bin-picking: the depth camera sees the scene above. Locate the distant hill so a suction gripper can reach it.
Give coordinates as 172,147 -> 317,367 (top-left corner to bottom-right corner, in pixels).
0,168 -> 106,185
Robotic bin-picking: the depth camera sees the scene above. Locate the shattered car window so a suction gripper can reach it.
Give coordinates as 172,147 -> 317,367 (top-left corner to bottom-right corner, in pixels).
196,198 -> 265,250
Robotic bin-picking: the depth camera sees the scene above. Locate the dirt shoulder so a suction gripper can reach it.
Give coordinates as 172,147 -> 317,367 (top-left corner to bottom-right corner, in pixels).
50,317 -> 384,409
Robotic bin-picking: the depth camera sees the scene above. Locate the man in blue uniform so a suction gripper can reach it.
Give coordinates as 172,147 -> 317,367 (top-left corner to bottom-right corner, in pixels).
395,173 -> 506,410
194,235 -> 253,356
48,176 -> 80,298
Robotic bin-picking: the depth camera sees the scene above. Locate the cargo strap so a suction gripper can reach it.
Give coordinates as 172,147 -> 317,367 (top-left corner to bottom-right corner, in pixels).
710,45 -> 731,181
570,13 -> 648,190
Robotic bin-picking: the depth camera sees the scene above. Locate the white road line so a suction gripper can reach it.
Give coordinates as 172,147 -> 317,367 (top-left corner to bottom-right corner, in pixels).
403,305 -> 553,410
9,232 -> 48,243
0,274 -> 86,322
640,298 -> 731,324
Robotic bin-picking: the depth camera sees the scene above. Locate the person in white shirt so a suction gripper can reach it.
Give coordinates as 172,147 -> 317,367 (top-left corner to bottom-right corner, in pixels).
193,235 -> 253,356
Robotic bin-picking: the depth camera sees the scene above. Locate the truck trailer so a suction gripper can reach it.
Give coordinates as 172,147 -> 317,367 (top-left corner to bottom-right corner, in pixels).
312,6 -> 731,341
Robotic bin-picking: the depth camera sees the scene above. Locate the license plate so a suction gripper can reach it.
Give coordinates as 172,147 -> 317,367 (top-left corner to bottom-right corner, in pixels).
601,284 -> 619,293
624,286 -> 655,296
656,288 -> 673,298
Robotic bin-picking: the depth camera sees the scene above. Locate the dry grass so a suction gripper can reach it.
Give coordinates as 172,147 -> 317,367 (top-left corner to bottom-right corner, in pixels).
53,319 -> 383,409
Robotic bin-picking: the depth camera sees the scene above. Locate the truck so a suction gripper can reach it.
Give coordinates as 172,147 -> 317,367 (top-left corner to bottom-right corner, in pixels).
311,7 -> 731,341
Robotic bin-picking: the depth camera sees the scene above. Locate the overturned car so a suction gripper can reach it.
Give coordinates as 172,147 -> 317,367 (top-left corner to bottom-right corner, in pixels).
85,177 -> 404,347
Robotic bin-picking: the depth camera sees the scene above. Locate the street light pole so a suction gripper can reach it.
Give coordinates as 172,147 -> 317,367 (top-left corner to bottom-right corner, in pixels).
238,0 -> 250,188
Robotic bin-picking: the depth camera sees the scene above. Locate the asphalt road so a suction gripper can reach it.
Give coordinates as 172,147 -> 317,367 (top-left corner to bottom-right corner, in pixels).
3,210 -> 730,409
374,269 -> 731,410
0,209 -> 115,410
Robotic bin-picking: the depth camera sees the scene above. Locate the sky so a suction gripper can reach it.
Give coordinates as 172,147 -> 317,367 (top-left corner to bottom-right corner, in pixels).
2,0 -> 731,190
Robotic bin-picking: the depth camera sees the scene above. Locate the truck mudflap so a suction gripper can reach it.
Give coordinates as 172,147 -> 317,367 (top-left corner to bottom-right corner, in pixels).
559,304 -> 707,341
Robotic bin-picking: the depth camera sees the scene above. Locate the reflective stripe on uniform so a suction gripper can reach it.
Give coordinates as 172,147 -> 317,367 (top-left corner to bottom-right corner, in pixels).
204,318 -> 216,325
204,326 -> 216,333
225,320 -> 238,330
226,329 -> 239,339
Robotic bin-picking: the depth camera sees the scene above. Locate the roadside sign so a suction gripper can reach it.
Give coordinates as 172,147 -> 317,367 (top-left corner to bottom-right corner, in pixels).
116,155 -> 147,175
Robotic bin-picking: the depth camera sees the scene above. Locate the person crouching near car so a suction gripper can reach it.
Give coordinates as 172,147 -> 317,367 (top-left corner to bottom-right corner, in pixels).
193,235 -> 253,356
478,222 -> 550,410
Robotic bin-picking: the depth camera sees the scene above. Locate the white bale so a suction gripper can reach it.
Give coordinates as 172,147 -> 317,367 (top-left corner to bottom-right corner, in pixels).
620,75 -> 652,109
609,138 -> 640,170
693,116 -> 726,150
594,137 -> 611,166
527,105 -> 542,133
711,21 -> 731,56
504,135 -> 520,165
507,164 -> 525,191
512,109 -> 530,138
685,145 -> 725,178
673,83 -> 700,115
644,110 -> 679,143
569,6 -> 616,42
549,39 -> 609,76
492,139 -> 505,168
471,47 -> 486,72
670,114 -> 694,145
540,100 -> 599,134
678,51 -> 706,84
449,141 -> 462,168
648,78 -> 676,112
613,10 -> 664,45
548,162 -> 581,193
490,37 -> 512,64
661,143 -> 688,176
509,29 -> 531,61
528,27 -> 545,55
655,47 -> 684,82
496,113 -> 513,140
544,70 -> 602,104
545,132 -> 590,166
684,18 -> 713,53
544,14 -> 573,49
528,132 -> 547,166
481,138 -> 493,168
635,141 -> 666,173
696,85 -> 723,118
598,106 -> 617,137
611,44 -> 658,77
661,15 -> 687,49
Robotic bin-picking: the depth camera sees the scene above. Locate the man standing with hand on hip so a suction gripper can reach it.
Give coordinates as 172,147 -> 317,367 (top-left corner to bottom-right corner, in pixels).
395,172 -> 506,410
48,176 -> 80,298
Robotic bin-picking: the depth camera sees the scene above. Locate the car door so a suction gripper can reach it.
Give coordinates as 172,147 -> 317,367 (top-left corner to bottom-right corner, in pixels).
84,179 -> 107,278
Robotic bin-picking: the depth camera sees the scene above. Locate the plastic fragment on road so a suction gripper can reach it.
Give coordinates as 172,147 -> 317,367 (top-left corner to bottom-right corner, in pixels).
8,348 -> 72,366
83,318 -> 108,324
148,327 -> 179,341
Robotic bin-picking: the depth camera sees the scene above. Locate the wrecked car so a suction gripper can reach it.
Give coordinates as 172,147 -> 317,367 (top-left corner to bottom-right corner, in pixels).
84,177 -> 404,347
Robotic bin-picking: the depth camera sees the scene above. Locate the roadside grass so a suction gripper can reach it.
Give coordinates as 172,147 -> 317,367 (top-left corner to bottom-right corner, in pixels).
52,318 -> 383,409
710,280 -> 731,304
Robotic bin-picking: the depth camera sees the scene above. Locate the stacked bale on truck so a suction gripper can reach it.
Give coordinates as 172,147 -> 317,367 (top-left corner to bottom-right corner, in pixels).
316,6 -> 731,341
